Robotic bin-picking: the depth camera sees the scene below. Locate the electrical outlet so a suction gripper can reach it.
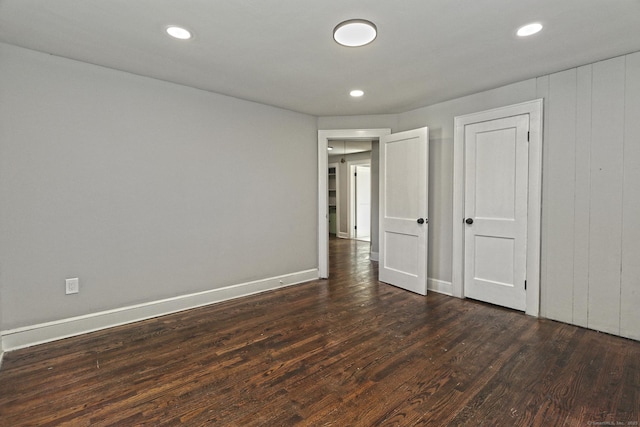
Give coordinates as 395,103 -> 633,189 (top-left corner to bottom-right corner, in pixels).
65,278 -> 79,295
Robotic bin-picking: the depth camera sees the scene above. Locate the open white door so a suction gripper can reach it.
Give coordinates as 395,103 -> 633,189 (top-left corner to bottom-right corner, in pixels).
379,127 -> 429,295
355,165 -> 371,241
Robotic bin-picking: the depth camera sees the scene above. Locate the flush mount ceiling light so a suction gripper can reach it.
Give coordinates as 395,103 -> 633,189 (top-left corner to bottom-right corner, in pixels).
350,89 -> 365,97
517,22 -> 543,37
328,146 -> 334,150
166,26 -> 192,40
333,19 -> 377,47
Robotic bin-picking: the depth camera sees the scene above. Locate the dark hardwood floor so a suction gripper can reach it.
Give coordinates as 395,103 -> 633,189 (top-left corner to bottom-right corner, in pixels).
0,237 -> 638,426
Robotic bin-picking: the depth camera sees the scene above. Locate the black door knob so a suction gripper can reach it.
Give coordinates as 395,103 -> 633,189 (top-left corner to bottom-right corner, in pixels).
465,218 -> 474,225
417,218 -> 425,224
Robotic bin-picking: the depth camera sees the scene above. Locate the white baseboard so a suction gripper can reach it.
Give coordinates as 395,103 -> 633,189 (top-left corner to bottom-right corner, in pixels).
0,348 -> 4,370
1,269 -> 319,352
369,251 -> 379,262
337,232 -> 349,239
428,278 -> 453,296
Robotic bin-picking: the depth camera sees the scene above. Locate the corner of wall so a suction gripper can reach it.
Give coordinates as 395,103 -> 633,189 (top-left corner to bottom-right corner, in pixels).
427,278 -> 453,296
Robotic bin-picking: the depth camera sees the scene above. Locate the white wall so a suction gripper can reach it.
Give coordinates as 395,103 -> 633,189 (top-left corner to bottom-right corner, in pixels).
318,114 -> 398,133
318,53 -> 640,340
319,80 -> 538,290
537,52 -> 640,340
397,79 -> 539,290
2,40 -> 638,345
0,43 -> 318,331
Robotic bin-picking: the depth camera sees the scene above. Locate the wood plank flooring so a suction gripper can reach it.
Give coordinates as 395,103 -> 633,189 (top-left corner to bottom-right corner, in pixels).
0,237 -> 638,426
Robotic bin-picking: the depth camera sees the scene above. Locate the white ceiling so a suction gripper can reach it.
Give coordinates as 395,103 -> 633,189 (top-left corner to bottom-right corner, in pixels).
1,1 -> 639,117
328,140 -> 372,156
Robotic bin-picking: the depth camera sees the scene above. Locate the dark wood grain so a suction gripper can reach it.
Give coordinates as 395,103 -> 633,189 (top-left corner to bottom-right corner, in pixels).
0,237 -> 638,426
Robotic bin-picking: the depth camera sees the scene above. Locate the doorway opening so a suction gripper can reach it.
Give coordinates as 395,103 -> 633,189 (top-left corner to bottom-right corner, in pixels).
452,100 -> 543,316
328,142 -> 372,241
349,162 -> 371,242
318,129 -> 391,278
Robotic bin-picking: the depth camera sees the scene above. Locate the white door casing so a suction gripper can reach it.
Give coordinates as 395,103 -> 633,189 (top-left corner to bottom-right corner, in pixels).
347,159 -> 372,239
379,127 -> 429,295
453,100 -> 543,316
352,164 -> 371,241
463,115 -> 529,311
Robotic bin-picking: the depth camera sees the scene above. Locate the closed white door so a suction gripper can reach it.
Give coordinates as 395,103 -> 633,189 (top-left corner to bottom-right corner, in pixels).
379,127 -> 429,295
355,165 -> 371,241
463,115 -> 529,310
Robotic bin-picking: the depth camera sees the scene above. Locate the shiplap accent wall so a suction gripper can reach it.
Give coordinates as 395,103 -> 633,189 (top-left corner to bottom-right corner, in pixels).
538,52 -> 640,340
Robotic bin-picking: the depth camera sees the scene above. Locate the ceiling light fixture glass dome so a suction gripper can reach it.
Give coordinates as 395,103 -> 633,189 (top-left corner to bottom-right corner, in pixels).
333,19 -> 377,47
517,22 -> 543,37
166,26 -> 192,40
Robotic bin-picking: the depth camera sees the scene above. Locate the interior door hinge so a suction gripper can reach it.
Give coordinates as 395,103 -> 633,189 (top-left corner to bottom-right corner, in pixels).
525,280 -> 527,290
354,225 -> 357,230
527,131 -> 530,142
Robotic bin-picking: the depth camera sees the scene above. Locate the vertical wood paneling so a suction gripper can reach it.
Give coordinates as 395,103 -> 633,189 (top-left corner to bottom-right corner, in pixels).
544,70 -> 577,323
572,65 -> 593,328
621,52 -> 640,340
536,76 -> 550,318
588,57 -> 626,335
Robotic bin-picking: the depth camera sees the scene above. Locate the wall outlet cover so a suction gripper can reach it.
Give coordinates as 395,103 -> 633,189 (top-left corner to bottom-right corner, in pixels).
65,278 -> 79,294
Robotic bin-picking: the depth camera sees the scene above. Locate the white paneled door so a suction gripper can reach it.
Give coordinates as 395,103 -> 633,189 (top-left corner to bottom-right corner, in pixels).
379,127 -> 429,295
463,115 -> 529,311
355,165 -> 371,241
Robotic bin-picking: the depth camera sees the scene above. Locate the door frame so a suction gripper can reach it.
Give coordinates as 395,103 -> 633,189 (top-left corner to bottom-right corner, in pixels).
318,129 -> 391,278
452,100 -> 543,316
348,159 -> 372,239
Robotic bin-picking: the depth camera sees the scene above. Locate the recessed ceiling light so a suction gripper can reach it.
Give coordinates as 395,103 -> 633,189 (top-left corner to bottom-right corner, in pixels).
166,26 -> 192,40
350,89 -> 364,97
517,22 -> 543,37
333,19 -> 377,47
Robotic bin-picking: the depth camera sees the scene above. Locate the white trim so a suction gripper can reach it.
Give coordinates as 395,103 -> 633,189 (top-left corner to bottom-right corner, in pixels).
1,269 -> 318,351
347,159 -> 372,239
453,99 -> 543,317
370,251 -> 379,262
337,232 -> 350,239
428,278 -> 453,296
318,129 -> 391,278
